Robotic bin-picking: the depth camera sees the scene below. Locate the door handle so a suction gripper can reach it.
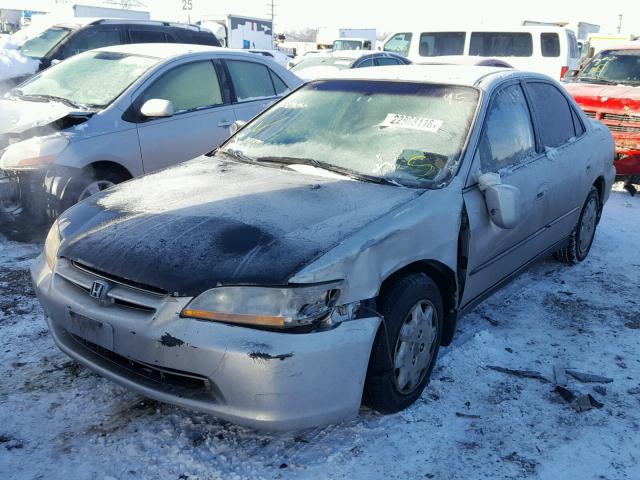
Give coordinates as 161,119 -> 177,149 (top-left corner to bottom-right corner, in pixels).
536,183 -> 548,200
586,164 -> 592,171
218,120 -> 233,127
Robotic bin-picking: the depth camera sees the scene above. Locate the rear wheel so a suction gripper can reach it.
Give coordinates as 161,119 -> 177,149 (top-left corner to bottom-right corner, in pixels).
364,273 -> 443,414
554,187 -> 600,264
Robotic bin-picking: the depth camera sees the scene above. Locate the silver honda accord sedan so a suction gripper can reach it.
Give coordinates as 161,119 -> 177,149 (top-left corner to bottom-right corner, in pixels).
32,65 -> 616,430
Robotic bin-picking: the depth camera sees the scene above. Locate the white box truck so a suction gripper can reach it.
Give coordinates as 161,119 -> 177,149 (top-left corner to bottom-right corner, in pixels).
198,14 -> 273,49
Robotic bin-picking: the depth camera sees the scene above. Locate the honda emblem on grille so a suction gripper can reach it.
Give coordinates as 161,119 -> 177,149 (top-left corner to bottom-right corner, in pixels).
90,280 -> 108,300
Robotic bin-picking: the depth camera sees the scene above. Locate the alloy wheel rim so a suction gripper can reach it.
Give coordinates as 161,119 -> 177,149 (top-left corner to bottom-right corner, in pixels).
78,180 -> 115,202
393,300 -> 438,394
578,197 -> 598,256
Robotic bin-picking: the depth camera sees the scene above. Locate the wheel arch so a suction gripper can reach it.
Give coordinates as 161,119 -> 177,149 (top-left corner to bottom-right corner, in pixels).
377,260 -> 459,346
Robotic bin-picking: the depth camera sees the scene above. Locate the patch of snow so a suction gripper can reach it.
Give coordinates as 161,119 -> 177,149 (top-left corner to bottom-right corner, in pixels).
0,49 -> 39,83
0,189 -> 639,479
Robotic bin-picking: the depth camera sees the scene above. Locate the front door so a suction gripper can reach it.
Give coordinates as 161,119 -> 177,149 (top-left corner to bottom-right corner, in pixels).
135,60 -> 237,173
461,82 -> 552,307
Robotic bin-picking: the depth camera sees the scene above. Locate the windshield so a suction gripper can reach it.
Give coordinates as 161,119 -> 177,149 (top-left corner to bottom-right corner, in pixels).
291,56 -> 355,73
14,50 -> 160,108
222,80 -> 479,187
577,49 -> 640,86
20,26 -> 71,58
333,40 -> 363,51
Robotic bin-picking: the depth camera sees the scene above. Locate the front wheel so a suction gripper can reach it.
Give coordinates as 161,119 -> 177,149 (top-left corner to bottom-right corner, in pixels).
554,186 -> 600,265
364,273 -> 443,414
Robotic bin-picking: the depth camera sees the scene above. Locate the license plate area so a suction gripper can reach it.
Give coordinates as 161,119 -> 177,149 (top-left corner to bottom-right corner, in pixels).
65,311 -> 114,351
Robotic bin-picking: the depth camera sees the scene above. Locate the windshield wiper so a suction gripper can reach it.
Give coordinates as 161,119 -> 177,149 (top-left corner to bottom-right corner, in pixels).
576,77 -> 617,85
13,92 -> 86,109
256,156 -> 397,186
217,148 -> 257,163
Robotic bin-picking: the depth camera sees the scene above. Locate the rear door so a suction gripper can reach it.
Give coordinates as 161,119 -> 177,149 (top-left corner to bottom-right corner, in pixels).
134,59 -> 237,172
523,80 -> 590,246
223,58 -> 290,122
461,81 -> 553,307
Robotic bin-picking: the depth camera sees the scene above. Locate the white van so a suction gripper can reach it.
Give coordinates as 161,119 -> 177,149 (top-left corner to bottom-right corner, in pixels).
383,26 -> 580,79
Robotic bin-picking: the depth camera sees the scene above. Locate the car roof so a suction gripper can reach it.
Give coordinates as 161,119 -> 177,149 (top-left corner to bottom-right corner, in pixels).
94,43 -> 231,59
53,18 -> 205,31
317,64 -> 518,87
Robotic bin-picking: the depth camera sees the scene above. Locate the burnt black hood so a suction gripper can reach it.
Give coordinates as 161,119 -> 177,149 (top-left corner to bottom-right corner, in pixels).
58,156 -> 420,296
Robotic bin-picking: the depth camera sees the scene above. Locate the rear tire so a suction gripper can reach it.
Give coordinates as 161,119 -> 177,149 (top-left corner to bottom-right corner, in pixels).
553,187 -> 600,265
364,273 -> 443,414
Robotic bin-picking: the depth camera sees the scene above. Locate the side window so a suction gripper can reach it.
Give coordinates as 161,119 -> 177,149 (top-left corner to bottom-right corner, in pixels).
383,32 -> 412,57
130,30 -> 167,43
58,28 -> 121,59
141,61 -> 223,114
479,84 -> 536,172
376,57 -> 401,66
541,33 -> 560,57
571,107 -> 585,137
356,57 -> 375,68
419,32 -> 465,57
269,70 -> 290,95
470,32 -> 533,57
526,82 -> 577,147
226,60 -> 276,101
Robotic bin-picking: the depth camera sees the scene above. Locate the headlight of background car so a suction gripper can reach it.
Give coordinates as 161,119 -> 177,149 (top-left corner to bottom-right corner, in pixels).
0,134 -> 69,169
44,221 -> 61,270
181,281 -> 342,329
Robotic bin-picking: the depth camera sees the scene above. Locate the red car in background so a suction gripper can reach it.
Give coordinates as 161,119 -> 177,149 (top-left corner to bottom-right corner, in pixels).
564,43 -> 640,194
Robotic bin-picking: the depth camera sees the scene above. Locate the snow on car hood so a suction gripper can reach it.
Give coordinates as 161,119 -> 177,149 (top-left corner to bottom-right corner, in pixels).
58,155 -> 420,296
0,48 -> 39,83
0,97 -> 81,134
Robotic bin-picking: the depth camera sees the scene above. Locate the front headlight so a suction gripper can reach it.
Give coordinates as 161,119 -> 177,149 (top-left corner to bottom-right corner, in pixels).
181,281 -> 343,329
0,134 -> 69,169
44,221 -> 61,270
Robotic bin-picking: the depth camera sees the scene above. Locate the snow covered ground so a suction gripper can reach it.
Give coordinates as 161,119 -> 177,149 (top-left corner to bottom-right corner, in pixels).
0,189 -> 639,480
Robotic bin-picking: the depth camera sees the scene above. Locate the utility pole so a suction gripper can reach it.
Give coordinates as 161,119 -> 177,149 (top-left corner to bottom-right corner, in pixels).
617,14 -> 623,34
266,0 -> 276,48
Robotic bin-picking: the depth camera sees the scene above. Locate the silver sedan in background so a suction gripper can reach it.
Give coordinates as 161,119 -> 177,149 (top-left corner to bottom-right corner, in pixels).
0,43 -> 302,223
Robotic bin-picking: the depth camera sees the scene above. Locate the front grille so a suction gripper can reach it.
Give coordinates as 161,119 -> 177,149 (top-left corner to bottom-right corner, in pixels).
603,113 -> 640,123
70,333 -> 212,398
583,110 -> 597,118
608,125 -> 640,133
72,260 -> 168,296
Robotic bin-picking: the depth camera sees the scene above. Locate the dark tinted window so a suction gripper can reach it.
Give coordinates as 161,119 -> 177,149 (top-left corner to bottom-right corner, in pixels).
419,32 -> 465,56
541,33 -> 560,57
526,82 -> 575,147
356,57 -> 374,67
479,84 -> 536,172
470,32 -> 533,57
269,70 -> 290,95
130,30 -> 167,43
226,60 -> 276,101
383,32 -> 412,56
141,61 -> 223,113
177,30 -> 221,46
58,28 -> 121,59
376,56 -> 402,66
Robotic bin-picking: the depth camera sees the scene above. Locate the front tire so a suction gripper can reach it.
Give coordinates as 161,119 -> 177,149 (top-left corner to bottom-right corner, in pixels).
364,273 -> 443,414
554,186 -> 600,265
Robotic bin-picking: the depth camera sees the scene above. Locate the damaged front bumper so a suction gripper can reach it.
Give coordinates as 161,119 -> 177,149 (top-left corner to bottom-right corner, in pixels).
32,255 -> 380,430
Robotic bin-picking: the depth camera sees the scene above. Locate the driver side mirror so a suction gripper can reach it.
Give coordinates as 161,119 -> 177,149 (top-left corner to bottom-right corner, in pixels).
229,120 -> 247,135
478,173 -> 521,229
140,99 -> 174,119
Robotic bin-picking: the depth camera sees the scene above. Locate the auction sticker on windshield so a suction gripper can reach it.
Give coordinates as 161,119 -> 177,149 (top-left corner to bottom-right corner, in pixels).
380,113 -> 443,133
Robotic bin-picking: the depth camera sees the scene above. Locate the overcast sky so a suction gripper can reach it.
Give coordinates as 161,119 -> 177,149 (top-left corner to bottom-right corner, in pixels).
145,0 -> 639,34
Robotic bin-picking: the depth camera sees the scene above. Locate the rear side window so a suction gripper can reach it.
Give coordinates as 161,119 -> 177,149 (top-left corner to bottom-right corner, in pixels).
541,33 -> 560,57
269,70 -> 290,95
571,108 -> 585,136
376,57 -> 402,66
470,32 -> 533,57
356,57 -> 374,67
141,61 -> 223,113
479,84 -> 536,172
130,30 -> 168,43
526,82 -> 576,147
226,60 -> 277,101
383,32 -> 412,57
177,30 -> 221,47
419,32 -> 465,56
